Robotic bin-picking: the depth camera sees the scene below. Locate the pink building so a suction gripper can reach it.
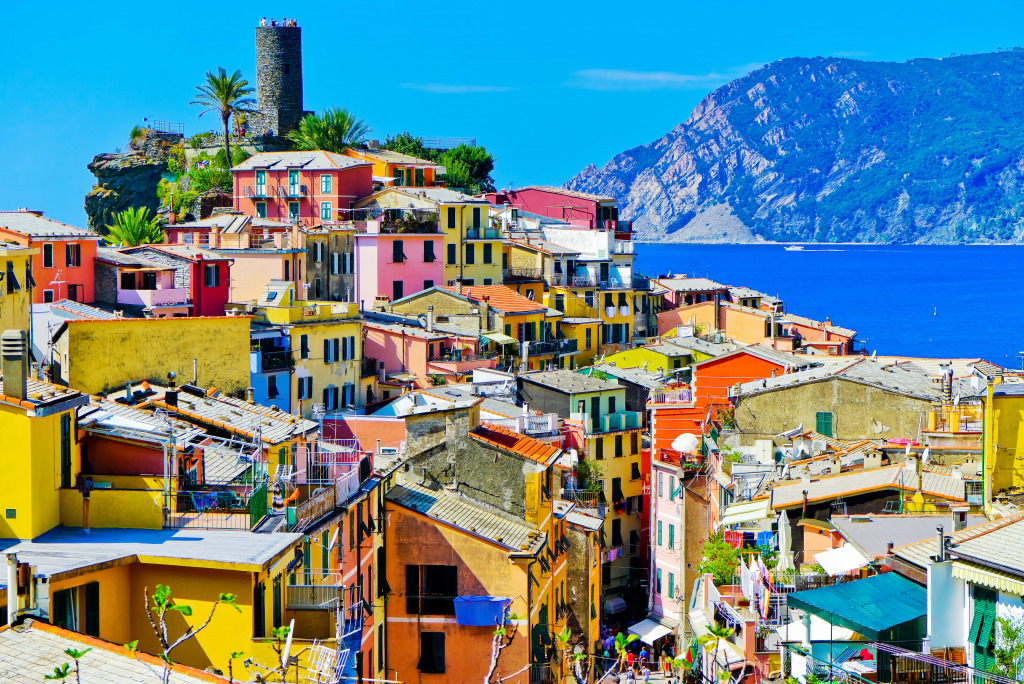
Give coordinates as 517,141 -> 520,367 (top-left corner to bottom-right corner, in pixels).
650,450 -> 685,625
231,151 -> 374,226
363,314 -> 493,388
120,245 -> 233,317
93,248 -> 190,317
486,186 -> 631,233
354,220 -> 442,306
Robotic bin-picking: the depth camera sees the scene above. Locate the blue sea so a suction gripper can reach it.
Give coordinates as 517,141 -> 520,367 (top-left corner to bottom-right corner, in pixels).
633,244 -> 1024,367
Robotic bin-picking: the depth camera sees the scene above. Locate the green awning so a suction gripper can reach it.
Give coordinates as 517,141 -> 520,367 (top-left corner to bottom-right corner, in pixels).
787,572 -> 926,640
482,332 -> 517,345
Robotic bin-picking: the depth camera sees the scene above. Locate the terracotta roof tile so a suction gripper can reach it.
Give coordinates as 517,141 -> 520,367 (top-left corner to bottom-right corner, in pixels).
443,285 -> 546,314
472,423 -> 561,464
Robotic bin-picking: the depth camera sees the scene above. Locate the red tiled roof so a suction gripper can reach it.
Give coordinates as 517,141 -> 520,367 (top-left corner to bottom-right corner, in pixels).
472,424 -> 560,463
444,285 -> 546,314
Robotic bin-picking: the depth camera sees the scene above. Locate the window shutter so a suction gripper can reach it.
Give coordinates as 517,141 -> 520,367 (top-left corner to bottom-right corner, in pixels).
432,633 -> 446,672
333,387 -> 340,410
333,338 -> 341,363
405,564 -> 420,614
443,566 -> 458,615
323,387 -> 330,410
324,338 -> 331,362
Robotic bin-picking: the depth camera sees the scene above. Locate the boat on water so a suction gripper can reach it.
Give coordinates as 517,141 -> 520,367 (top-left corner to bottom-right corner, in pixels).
784,245 -> 804,251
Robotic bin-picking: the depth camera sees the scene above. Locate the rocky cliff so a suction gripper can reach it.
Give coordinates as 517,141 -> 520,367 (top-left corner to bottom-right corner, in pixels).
84,152 -> 167,234
567,51 -> 1024,243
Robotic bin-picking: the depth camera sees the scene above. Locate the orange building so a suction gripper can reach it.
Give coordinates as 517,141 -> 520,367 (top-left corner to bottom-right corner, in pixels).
342,147 -> 445,188
649,345 -> 814,454
0,210 -> 101,304
383,424 -> 574,684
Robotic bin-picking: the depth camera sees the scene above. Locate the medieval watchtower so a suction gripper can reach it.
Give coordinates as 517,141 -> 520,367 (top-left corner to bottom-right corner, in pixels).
254,24 -> 305,136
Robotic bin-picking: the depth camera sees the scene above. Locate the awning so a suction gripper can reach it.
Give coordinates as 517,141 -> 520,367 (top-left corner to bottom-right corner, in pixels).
719,498 -> 771,527
787,572 -> 926,640
775,614 -> 858,642
628,617 -> 675,645
482,332 -> 518,345
713,471 -> 733,489
952,560 -> 1024,596
814,545 -> 870,576
604,597 -> 627,615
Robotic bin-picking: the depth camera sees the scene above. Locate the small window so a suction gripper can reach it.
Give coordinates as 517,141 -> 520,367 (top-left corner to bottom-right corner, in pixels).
289,202 -> 300,221
43,289 -> 54,303
419,632 -> 446,673
42,243 -> 53,268
656,568 -> 662,594
267,375 -> 279,399
320,202 -> 332,221
204,263 -> 220,287
446,207 -> 456,229
595,439 -> 604,460
423,240 -> 435,263
423,280 -> 434,290
300,334 -> 309,359
255,202 -> 267,219
483,243 -> 492,264
472,207 -> 481,229
393,280 -> 403,301
320,174 -> 332,193
446,243 -> 456,265
120,272 -> 135,290
65,244 -> 81,268
668,573 -> 675,599
392,240 -> 404,263
483,278 -> 492,285
657,520 -> 662,546
465,244 -> 475,265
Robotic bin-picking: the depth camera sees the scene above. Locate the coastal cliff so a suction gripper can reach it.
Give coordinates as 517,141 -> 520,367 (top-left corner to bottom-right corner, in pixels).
567,51 -> 1024,244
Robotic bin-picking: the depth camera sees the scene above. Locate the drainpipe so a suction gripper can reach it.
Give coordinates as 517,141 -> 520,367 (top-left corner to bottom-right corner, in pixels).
7,554 -> 17,625
984,378 -> 995,515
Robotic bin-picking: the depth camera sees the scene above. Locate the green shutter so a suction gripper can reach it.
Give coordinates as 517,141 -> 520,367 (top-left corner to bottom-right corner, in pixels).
969,605 -> 985,642
816,412 -> 833,438
978,610 -> 996,649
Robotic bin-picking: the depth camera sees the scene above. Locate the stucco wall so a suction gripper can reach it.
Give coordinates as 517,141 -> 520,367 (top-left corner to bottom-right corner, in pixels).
733,378 -> 932,445
62,316 -> 252,396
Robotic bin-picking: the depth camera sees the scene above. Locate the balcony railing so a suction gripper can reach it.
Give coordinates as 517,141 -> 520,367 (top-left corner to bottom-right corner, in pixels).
525,338 -> 578,356
569,410 -> 642,434
482,413 -> 559,436
503,267 -> 543,282
247,232 -> 296,249
613,240 -> 634,254
631,276 -> 651,290
571,275 -> 629,289
244,185 -> 270,198
465,227 -> 500,239
361,356 -> 378,378
286,584 -> 345,610
650,389 -> 693,404
117,287 -> 189,307
294,485 -> 336,530
254,348 -> 294,372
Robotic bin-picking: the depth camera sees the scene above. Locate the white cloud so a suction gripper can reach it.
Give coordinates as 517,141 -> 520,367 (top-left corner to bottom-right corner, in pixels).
568,64 -> 765,91
399,83 -> 512,94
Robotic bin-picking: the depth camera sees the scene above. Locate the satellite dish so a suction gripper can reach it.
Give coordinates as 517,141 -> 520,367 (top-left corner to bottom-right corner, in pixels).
671,433 -> 699,452
282,619 -> 295,671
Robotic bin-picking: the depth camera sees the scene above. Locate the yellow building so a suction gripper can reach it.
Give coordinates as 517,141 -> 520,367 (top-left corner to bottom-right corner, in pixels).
0,245 -> 36,332
602,342 -> 692,376
0,329 -> 89,540
389,284 -> 579,371
51,315 -> 252,397
253,281 -> 372,418
354,187 -> 502,288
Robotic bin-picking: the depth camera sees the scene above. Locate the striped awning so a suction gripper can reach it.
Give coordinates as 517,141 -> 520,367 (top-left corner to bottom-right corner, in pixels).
952,560 -> 1024,595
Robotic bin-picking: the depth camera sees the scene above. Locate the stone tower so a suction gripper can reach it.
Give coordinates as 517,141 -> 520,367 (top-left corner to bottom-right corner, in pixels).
255,25 -> 305,136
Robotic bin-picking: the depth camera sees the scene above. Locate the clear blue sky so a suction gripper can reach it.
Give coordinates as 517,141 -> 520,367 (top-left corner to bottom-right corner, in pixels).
5,0 -> 1024,227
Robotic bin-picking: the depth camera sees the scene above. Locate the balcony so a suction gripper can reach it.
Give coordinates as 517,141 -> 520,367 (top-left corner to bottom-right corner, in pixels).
465,227 -> 500,239
252,346 -> 294,373
503,267 -> 543,282
482,413 -> 559,436
570,410 -> 642,434
276,184 -> 307,198
570,275 -> 629,289
294,485 -> 336,530
525,338 -> 578,356
612,240 -> 634,254
246,232 -> 296,250
650,389 -> 693,404
631,276 -> 651,290
244,185 -> 270,198
116,287 -> 189,307
361,356 -> 378,378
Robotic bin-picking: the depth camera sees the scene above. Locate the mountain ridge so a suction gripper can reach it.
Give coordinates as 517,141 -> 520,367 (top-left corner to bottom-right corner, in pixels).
566,51 -> 1024,244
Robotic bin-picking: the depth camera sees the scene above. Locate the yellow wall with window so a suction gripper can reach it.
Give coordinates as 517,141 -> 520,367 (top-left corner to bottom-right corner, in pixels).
288,318 -> 364,418
0,404 -> 78,539
603,345 -> 691,373
0,246 -> 35,331
438,203 -> 503,286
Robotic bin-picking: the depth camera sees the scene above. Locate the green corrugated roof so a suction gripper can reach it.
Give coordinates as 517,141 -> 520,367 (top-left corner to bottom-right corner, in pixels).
787,572 -> 926,639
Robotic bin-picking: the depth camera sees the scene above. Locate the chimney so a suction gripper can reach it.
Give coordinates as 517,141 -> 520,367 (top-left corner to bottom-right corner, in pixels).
887,541 -> 894,554
936,525 -> 945,562
165,371 -> 178,408
125,381 -> 134,403
521,340 -> 530,373
455,277 -> 463,297
951,506 -> 969,532
863,450 -> 882,470
6,554 -> 17,625
378,361 -> 386,384
1,330 -> 29,401
246,387 -> 255,403
828,456 -> 841,475
426,305 -> 434,333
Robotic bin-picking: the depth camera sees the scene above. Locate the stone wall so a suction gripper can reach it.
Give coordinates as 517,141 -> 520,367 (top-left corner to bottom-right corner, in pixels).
254,26 -> 304,136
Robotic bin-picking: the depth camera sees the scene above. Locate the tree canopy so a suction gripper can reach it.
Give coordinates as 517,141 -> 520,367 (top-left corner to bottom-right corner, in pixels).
288,107 -> 371,153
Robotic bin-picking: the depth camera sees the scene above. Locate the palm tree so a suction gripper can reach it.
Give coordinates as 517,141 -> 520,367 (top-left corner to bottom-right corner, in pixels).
698,622 -> 736,654
190,67 -> 256,167
105,207 -> 164,246
287,107 -> 371,154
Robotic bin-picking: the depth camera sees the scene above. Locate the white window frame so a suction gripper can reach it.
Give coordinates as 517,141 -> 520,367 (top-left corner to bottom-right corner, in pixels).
320,174 -> 331,194
42,243 -> 53,268
320,202 -> 332,221
331,252 -> 339,275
